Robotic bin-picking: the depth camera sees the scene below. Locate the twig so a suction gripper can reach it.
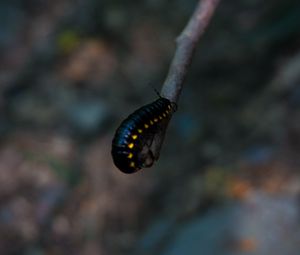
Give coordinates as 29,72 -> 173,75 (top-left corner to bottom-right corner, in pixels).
161,0 -> 220,102
151,0 -> 220,160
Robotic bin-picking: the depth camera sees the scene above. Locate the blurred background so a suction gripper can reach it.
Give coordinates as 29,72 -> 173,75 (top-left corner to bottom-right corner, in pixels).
1,0 -> 300,254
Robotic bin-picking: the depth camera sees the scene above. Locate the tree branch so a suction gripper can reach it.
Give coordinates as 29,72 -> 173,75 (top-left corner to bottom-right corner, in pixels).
161,0 -> 220,102
151,0 -> 220,161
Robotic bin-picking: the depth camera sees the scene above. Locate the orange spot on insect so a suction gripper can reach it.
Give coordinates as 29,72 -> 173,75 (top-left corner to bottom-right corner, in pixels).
127,153 -> 133,159
144,124 -> 149,128
132,134 -> 138,140
128,143 -> 134,149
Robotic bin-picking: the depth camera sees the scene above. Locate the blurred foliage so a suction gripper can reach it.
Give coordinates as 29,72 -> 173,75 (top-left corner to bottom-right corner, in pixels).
0,0 -> 300,254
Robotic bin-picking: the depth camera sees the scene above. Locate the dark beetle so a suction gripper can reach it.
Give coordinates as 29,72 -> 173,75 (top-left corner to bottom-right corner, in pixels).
111,97 -> 176,174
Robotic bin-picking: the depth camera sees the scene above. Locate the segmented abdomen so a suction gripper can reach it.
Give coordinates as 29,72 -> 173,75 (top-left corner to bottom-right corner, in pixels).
111,97 -> 175,173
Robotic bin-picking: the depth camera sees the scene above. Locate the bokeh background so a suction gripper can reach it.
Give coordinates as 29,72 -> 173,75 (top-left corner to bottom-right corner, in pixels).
1,0 -> 300,254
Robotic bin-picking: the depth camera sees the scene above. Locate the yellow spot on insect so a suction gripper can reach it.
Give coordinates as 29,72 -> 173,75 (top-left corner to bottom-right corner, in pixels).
132,134 -> 138,140
144,124 -> 149,128
127,153 -> 133,159
159,116 -> 163,120
154,118 -> 158,122
138,129 -> 143,133
128,143 -> 134,149
168,105 -> 172,110
166,110 -> 169,114
130,161 -> 135,168
163,113 -> 167,117
150,120 -> 154,125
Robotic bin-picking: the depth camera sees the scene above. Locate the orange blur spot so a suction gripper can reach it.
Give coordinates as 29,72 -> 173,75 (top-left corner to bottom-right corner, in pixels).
236,238 -> 257,252
227,178 -> 251,200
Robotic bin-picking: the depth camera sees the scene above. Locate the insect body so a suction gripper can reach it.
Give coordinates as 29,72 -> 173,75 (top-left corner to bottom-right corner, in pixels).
111,97 -> 176,174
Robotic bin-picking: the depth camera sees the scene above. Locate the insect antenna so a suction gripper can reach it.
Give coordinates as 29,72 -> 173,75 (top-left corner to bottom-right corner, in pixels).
148,83 -> 162,98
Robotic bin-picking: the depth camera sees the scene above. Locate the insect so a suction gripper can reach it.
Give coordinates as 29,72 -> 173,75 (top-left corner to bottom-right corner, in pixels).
111,97 -> 177,174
